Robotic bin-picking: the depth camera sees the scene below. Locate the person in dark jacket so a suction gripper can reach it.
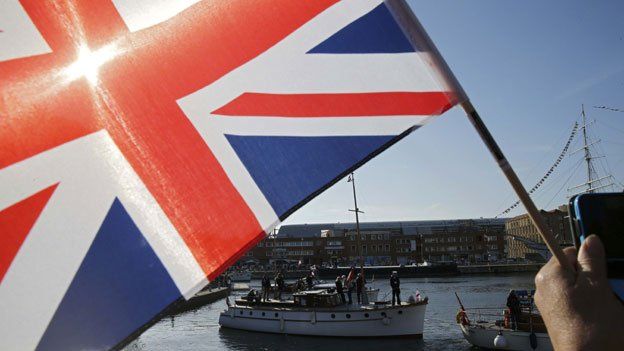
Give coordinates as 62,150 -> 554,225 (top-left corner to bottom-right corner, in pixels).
390,271 -> 401,306
261,274 -> 271,301
506,290 -> 521,330
346,267 -> 355,304
335,275 -> 346,304
275,272 -> 285,300
356,273 -> 366,304
306,272 -> 314,290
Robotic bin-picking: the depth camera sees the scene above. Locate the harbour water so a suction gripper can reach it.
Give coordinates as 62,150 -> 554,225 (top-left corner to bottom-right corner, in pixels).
125,273 -> 535,351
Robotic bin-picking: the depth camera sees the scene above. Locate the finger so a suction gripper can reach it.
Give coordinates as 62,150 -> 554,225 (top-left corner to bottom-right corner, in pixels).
578,234 -> 608,281
563,246 -> 579,268
535,247 -> 578,290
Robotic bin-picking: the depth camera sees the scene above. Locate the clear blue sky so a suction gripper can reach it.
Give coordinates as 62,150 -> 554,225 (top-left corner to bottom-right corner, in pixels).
282,0 -> 624,226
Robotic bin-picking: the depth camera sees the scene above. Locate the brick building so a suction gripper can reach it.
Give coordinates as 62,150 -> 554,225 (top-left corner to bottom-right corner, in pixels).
505,206 -> 573,262
242,218 -> 507,267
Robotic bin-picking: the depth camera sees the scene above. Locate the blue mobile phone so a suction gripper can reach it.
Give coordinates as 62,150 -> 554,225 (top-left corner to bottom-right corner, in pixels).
571,193 -> 624,300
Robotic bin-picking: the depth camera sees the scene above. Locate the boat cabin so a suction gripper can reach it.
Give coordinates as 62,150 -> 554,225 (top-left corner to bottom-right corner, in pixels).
293,290 -> 341,308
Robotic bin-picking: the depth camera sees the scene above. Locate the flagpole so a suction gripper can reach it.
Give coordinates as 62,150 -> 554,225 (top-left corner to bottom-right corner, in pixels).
385,0 -> 573,271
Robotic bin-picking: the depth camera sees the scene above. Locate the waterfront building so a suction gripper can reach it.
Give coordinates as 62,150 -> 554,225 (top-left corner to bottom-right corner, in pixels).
505,206 -> 573,262
241,218 -> 507,267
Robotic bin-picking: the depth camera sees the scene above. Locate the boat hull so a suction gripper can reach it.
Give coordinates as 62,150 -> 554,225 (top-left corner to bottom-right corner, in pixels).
459,324 -> 553,351
219,302 -> 426,337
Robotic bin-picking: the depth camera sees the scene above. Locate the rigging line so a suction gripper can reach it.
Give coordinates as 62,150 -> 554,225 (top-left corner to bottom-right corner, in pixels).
544,159 -> 585,209
508,149 -> 583,215
590,126 -> 618,189
495,122 -> 579,218
594,105 -> 624,113
534,157 -> 584,202
491,119 -> 581,214
603,140 -> 624,146
596,119 -> 624,135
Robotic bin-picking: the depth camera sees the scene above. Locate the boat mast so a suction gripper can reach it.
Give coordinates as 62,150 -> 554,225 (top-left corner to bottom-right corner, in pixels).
569,105 -> 615,195
581,105 -> 595,193
348,173 -> 364,266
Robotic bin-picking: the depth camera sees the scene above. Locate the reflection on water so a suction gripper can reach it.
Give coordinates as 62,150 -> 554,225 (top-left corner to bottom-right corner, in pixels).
218,328 -> 425,351
126,273 -> 535,351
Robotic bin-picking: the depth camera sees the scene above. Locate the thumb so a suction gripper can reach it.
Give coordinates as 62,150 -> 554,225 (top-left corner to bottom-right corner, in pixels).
577,234 -> 608,281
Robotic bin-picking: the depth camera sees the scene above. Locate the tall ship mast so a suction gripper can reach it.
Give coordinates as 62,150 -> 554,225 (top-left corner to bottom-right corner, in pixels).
568,105 -> 619,196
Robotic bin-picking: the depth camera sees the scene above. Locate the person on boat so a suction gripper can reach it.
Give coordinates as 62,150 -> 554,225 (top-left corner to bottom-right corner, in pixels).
346,266 -> 356,304
506,289 -> 520,330
305,271 -> 314,290
390,271 -> 401,306
356,272 -> 366,304
246,289 -> 261,304
535,235 -> 624,350
261,274 -> 271,302
335,275 -> 346,304
275,272 -> 285,300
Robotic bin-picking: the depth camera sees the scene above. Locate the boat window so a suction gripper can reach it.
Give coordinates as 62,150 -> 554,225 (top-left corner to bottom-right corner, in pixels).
249,311 -> 253,316
262,312 -> 265,316
331,314 -> 335,319
364,313 -> 369,318
381,312 -> 387,317
275,313 -> 279,317
240,311 -> 243,315
346,314 -> 351,319
398,310 -> 403,315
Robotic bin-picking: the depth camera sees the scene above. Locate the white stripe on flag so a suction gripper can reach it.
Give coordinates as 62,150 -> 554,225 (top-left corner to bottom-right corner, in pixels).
111,0 -> 200,32
0,1 -> 51,62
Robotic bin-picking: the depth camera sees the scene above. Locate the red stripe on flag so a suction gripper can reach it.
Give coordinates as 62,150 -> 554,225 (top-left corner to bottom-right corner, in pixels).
212,92 -> 457,117
0,184 -> 58,283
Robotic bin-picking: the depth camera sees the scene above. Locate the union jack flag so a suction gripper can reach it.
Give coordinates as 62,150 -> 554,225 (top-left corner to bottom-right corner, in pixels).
0,0 -> 463,349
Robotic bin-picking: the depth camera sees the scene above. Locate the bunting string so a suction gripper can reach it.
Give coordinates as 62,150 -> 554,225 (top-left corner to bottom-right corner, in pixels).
496,122 -> 579,218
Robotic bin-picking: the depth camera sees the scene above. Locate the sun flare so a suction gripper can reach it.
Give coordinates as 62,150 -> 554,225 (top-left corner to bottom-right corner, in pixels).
64,43 -> 120,85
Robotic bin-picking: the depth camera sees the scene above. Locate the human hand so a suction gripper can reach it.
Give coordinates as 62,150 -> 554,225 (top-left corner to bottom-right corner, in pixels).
535,235 -> 624,351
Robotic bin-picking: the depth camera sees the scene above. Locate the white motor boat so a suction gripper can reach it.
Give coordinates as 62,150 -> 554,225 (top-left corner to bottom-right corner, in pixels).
459,323 -> 552,351
219,290 -> 427,337
456,290 -> 552,351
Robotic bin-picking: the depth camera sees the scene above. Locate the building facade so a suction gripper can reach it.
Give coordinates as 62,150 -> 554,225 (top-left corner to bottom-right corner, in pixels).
505,207 -> 573,262
241,218 -> 507,267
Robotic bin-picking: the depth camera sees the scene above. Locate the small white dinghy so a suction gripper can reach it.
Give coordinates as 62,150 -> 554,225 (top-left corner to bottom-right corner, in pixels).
219,289 -> 427,337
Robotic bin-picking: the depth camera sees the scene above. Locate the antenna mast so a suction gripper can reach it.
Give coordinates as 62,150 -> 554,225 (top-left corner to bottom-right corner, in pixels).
348,173 -> 364,266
